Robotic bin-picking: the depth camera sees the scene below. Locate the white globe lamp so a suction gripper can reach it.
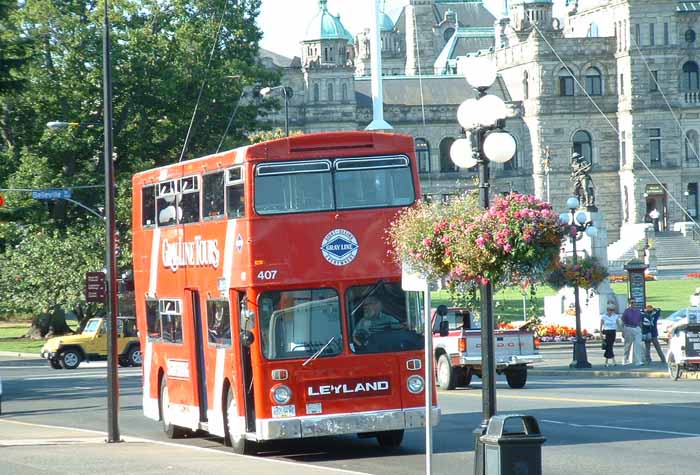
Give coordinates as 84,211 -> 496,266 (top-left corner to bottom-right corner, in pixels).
585,226 -> 598,237
483,132 -> 516,164
559,212 -> 571,225
476,94 -> 508,127
566,197 -> 580,209
463,56 -> 498,90
450,138 -> 478,169
457,99 -> 480,130
575,211 -> 588,226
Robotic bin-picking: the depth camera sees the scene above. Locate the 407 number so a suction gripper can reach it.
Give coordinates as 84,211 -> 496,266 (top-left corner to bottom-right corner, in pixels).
257,270 -> 278,280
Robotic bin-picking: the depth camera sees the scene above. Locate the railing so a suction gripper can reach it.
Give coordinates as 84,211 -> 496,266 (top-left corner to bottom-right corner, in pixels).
685,91 -> 700,104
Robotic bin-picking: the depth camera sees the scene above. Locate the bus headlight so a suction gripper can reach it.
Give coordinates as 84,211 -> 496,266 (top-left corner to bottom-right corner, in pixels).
407,375 -> 424,394
271,384 -> 292,405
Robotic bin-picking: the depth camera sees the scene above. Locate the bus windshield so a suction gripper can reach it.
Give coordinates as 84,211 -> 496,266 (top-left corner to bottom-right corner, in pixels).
348,282 -> 424,354
259,289 -> 343,360
254,156 -> 414,215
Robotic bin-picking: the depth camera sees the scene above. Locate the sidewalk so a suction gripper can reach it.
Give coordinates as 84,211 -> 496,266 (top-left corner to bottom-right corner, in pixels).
0,419 -> 365,475
532,342 -> 700,380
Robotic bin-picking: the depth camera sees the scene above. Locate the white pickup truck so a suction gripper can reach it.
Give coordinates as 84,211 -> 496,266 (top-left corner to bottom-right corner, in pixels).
432,306 -> 542,390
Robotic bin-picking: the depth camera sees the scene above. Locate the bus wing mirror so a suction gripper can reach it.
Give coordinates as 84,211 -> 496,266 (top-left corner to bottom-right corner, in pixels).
439,319 -> 450,337
240,330 -> 255,347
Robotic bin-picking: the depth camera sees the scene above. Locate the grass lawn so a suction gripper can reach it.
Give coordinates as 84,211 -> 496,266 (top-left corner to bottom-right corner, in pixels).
431,278 -> 700,322
0,324 -> 45,354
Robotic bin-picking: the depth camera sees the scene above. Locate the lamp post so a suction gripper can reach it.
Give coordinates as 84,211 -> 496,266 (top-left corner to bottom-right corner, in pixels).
260,86 -> 293,136
450,55 -> 517,475
559,197 -> 597,369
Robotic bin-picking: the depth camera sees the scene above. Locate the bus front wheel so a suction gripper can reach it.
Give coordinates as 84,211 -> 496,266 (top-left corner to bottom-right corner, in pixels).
225,387 -> 256,455
376,429 -> 404,449
160,377 -> 187,439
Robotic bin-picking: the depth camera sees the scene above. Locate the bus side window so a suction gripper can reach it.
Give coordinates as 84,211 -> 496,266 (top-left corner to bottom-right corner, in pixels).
179,176 -> 200,224
227,183 -> 245,218
207,300 -> 231,346
203,172 -> 225,219
142,185 -> 156,227
146,300 -> 161,340
160,299 -> 183,344
157,181 -> 177,227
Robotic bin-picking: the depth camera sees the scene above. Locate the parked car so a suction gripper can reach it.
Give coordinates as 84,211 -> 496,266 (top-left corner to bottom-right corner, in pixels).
658,308 -> 700,340
40,316 -> 141,369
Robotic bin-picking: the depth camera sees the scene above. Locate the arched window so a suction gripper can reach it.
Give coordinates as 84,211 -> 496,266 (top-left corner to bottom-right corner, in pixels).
313,83 -> 320,102
682,61 -> 700,91
439,137 -> 458,172
443,28 -> 455,44
523,71 -> 529,99
341,83 -> 348,102
686,130 -> 699,162
623,186 -> 629,222
415,138 -> 431,173
584,67 -> 602,95
573,130 -> 593,165
587,22 -> 599,38
503,138 -> 518,171
558,68 -> 574,96
327,83 -> 334,102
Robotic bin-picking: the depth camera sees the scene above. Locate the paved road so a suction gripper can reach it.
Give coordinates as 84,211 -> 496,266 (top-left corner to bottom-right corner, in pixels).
2,354 -> 700,474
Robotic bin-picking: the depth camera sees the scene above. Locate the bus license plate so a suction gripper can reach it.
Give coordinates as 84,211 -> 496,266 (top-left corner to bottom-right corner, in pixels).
272,405 -> 296,418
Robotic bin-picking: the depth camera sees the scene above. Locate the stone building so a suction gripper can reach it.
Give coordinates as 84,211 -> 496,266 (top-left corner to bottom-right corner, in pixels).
259,0 -> 700,243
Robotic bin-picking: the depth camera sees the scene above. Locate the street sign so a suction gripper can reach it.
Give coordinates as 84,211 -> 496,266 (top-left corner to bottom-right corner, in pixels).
85,271 -> 106,303
32,189 -> 72,200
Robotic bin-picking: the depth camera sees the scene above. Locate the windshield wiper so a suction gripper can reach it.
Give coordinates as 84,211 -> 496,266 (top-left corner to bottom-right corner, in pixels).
302,336 -> 335,367
350,279 -> 387,318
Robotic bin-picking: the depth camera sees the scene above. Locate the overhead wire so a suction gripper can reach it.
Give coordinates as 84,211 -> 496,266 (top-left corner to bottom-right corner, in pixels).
178,0 -> 230,163
530,21 -> 700,230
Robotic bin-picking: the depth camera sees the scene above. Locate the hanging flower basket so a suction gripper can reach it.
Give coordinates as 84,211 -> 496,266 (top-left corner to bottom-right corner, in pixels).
387,192 -> 566,290
545,255 -> 609,292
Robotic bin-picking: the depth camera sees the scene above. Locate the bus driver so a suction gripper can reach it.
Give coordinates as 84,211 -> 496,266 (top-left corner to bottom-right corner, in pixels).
353,295 -> 401,347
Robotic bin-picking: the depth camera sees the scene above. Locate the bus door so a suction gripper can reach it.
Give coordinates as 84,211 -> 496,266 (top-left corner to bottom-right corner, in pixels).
232,291 -> 256,432
188,289 -> 208,422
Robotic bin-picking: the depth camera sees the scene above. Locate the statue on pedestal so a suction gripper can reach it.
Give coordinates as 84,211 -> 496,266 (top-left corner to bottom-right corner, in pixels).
570,152 -> 596,210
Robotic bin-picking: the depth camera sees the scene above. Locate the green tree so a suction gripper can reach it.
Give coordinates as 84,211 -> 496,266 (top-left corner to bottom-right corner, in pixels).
0,0 -> 276,320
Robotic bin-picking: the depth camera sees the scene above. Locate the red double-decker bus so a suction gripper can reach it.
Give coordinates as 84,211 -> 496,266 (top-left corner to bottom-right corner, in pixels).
131,131 -> 439,454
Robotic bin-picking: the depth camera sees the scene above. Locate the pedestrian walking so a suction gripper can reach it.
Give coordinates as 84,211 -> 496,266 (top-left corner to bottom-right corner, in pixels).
642,304 -> 666,364
600,303 -> 619,366
621,298 -> 644,366
648,208 -> 660,231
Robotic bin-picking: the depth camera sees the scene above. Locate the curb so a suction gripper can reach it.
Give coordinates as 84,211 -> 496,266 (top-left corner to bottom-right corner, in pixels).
0,351 -> 41,359
530,368 -> 700,380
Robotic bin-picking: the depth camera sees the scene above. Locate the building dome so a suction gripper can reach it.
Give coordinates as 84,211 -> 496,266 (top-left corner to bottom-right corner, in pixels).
304,0 -> 352,43
379,12 -> 394,32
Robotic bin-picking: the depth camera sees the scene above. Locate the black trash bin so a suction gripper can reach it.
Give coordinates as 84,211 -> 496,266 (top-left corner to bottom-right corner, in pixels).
480,414 -> 546,475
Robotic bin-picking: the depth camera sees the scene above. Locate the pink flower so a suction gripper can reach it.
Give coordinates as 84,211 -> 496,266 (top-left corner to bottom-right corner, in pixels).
423,238 -> 433,247
503,243 -> 512,253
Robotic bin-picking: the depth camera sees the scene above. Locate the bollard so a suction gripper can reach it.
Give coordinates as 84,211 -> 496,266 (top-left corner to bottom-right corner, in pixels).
480,414 -> 546,475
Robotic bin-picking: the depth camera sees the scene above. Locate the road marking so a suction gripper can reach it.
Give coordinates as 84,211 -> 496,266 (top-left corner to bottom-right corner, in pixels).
0,419 -> 373,475
439,391 -> 650,406
542,419 -> 700,438
615,387 -> 700,396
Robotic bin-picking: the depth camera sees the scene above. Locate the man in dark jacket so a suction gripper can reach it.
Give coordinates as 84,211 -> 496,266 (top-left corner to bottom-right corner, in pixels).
642,304 -> 665,364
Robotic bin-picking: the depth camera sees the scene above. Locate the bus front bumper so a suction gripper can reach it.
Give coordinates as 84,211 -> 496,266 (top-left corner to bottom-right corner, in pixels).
256,407 -> 441,440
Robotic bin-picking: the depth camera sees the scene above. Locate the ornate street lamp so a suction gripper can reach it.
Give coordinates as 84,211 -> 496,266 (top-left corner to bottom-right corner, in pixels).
450,55 -> 517,475
559,197 -> 598,369
260,86 -> 293,136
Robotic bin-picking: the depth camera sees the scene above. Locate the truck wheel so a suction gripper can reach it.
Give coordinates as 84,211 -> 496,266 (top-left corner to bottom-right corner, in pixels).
59,349 -> 81,369
437,354 -> 457,390
668,354 -> 681,381
160,377 -> 187,439
48,359 -> 62,369
376,429 -> 404,449
127,346 -> 142,367
505,367 -> 527,389
224,386 -> 256,454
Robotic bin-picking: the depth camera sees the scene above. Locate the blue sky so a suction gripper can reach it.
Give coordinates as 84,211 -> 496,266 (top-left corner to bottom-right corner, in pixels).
257,0 -> 508,58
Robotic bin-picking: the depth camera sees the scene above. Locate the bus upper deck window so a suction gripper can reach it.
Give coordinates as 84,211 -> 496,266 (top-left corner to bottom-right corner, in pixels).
203,172 -> 225,219
142,185 -> 156,227
178,176 -> 200,224
157,180 -> 178,227
334,156 -> 415,210
226,166 -> 245,218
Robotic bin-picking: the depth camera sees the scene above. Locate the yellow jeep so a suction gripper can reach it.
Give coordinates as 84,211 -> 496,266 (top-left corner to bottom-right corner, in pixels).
40,316 -> 141,369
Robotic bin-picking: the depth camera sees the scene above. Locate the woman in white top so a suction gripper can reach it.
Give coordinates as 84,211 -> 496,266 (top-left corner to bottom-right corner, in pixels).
600,304 -> 620,367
